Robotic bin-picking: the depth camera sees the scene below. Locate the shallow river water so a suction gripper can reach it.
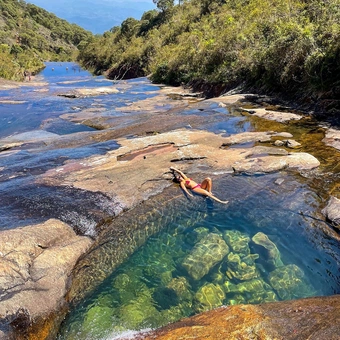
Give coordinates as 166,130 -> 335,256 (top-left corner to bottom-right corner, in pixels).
0,63 -> 339,340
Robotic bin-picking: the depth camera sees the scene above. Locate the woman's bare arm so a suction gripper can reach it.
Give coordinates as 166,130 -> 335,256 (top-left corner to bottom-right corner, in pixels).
170,166 -> 188,180
180,180 -> 193,197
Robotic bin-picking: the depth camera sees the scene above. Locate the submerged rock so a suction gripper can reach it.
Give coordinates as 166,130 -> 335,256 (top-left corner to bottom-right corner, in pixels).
252,232 -> 283,268
81,306 -> 114,339
182,233 -> 229,281
194,283 -> 225,312
322,196 -> 340,228
268,264 -> 314,300
224,278 -> 273,296
223,278 -> 277,304
185,226 -> 210,246
225,252 -> 259,281
167,277 -> 193,302
223,230 -> 251,255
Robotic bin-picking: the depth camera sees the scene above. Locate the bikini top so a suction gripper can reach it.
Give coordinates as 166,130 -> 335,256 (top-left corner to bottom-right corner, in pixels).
185,178 -> 193,186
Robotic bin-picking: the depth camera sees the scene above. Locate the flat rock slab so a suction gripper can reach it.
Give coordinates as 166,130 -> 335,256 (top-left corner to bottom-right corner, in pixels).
1,130 -> 59,143
233,152 -> 320,173
322,128 -> 340,151
222,131 -> 286,145
0,219 -> 92,339
322,196 -> 340,228
57,86 -> 119,98
132,295 -> 340,340
0,100 -> 27,104
242,107 -> 303,122
38,129 -> 319,210
0,142 -> 22,152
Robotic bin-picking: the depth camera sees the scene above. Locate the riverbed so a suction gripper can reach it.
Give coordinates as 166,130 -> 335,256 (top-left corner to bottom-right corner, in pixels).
0,62 -> 339,340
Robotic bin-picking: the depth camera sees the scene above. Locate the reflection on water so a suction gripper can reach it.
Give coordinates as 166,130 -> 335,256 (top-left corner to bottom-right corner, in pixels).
58,173 -> 340,340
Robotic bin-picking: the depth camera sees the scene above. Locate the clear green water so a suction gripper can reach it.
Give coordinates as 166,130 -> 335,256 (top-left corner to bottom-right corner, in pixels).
58,173 -> 340,340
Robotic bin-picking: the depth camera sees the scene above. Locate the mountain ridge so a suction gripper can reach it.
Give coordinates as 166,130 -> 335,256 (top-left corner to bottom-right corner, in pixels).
0,0 -> 92,80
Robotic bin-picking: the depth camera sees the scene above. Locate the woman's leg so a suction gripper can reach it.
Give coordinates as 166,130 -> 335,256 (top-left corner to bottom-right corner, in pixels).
200,177 -> 212,193
192,186 -> 228,204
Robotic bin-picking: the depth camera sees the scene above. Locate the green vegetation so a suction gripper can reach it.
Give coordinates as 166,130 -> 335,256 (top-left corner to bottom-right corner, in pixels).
78,0 -> 340,107
0,0 -> 92,80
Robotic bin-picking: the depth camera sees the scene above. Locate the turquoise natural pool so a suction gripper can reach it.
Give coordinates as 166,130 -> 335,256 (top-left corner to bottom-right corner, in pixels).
58,173 -> 340,340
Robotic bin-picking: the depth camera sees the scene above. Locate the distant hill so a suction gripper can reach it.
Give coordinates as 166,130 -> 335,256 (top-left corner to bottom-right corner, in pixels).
27,0 -> 156,34
0,0 -> 92,80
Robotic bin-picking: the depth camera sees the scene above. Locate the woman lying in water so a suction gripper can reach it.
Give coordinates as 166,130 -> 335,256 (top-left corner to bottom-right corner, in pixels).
170,166 -> 229,204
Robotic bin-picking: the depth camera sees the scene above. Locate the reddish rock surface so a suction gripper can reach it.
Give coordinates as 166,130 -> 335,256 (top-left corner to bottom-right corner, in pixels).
132,295 -> 340,340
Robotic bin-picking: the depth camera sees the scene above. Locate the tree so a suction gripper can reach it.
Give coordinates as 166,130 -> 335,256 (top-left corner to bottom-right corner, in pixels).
153,0 -> 175,12
120,18 -> 140,39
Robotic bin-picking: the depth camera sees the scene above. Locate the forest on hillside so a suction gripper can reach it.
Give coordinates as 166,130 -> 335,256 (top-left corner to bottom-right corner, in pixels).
0,0 -> 92,80
78,0 -> 340,113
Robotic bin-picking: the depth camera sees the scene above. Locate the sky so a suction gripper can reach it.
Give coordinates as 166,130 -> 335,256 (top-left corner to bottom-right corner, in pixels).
27,0 -> 156,34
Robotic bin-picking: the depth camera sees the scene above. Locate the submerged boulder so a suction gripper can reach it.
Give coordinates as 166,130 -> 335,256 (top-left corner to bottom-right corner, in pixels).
224,278 -> 277,305
268,264 -> 315,300
167,277 -> 193,302
224,278 -> 269,295
252,232 -> 283,268
182,233 -> 229,281
185,226 -> 210,246
81,306 -> 114,339
223,230 -> 251,255
225,252 -> 259,281
118,288 -> 160,330
194,283 -> 225,313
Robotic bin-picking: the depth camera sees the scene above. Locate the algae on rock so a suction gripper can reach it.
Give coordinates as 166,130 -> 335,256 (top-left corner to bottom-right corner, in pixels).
182,233 -> 229,280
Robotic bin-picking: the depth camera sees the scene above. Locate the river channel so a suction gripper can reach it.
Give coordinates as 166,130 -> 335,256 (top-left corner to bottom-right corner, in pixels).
0,62 -> 339,339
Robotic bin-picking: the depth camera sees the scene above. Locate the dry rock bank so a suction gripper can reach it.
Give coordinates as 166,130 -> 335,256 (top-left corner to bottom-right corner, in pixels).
132,295 -> 340,340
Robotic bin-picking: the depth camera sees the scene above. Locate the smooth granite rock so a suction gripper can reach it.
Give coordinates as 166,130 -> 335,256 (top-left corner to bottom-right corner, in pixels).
129,295 -> 340,340
0,219 -> 92,340
322,196 -> 340,228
